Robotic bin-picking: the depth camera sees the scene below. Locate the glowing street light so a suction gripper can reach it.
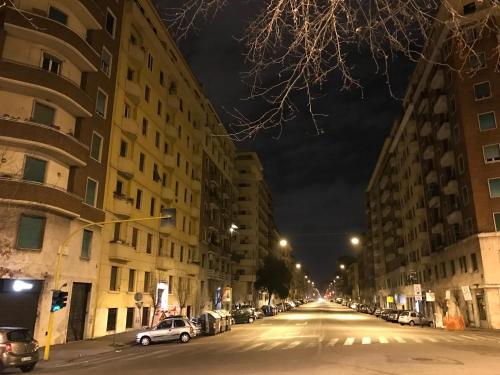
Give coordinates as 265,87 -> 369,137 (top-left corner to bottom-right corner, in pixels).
340,264 -> 345,270
304,275 -> 308,279
350,236 -> 360,246
336,275 -> 340,279
279,238 -> 288,247
229,223 -> 239,234
307,280 -> 311,284
295,263 -> 301,270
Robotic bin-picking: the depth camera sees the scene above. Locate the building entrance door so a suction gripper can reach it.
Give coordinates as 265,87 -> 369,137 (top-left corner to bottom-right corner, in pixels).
66,283 -> 91,342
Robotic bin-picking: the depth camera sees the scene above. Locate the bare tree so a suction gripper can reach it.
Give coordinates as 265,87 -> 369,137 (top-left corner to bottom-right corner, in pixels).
174,277 -> 192,313
158,0 -> 499,139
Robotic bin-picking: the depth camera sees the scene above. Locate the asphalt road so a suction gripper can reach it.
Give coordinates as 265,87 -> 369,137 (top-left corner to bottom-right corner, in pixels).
27,302 -> 500,375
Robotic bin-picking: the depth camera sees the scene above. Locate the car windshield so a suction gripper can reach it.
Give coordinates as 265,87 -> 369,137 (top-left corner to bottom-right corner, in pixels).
7,330 -> 32,342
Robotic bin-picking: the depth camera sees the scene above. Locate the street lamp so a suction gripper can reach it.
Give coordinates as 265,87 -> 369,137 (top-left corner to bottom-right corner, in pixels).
304,275 -> 308,279
295,263 -> 301,270
279,238 -> 288,247
340,264 -> 345,270
307,280 -> 311,284
336,275 -> 340,279
229,223 -> 239,234
350,236 -> 360,246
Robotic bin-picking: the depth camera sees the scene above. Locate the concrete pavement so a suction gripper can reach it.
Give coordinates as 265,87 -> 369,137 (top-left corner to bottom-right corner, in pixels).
17,301 -> 500,375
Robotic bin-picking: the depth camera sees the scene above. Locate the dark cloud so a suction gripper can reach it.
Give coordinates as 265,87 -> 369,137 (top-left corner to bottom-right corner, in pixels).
177,5 -> 414,281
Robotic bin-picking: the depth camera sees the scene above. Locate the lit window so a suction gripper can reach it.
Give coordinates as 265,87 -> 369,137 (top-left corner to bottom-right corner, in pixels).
478,112 -> 496,131
16,215 -> 45,250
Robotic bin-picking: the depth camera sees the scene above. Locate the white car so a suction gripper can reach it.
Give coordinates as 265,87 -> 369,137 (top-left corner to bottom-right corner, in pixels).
136,316 -> 196,346
398,311 -> 433,327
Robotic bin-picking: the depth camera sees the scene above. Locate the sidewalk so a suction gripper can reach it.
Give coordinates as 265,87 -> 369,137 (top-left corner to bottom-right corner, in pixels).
40,330 -> 139,366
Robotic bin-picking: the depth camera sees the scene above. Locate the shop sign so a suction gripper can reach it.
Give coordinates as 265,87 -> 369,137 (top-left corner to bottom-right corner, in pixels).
386,296 -> 394,303
425,292 -> 435,302
445,290 -> 451,300
461,285 -> 472,301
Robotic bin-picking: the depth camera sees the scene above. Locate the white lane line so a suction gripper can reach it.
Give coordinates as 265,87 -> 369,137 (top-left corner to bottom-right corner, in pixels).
439,336 -> 455,342
379,336 -> 389,344
327,338 -> 339,346
344,337 -> 355,346
241,342 -> 264,351
261,341 -> 282,351
393,336 -> 406,343
411,337 -> 423,343
283,341 -> 301,350
460,335 -> 479,341
305,342 -> 316,348
425,336 -> 438,343
295,321 -> 308,326
362,337 -> 371,345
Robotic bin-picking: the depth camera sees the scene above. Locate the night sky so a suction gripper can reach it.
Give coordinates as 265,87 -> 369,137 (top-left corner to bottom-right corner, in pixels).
174,4 -> 415,282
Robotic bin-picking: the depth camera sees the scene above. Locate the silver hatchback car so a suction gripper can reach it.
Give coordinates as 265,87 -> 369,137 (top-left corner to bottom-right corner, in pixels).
136,317 -> 196,346
398,311 -> 434,327
0,327 -> 39,373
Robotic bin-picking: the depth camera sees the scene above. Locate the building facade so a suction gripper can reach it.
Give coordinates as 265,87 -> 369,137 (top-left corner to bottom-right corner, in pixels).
0,0 -> 122,345
366,0 -> 500,329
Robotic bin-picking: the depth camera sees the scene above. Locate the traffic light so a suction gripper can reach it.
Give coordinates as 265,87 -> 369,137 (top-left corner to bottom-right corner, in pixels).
51,290 -> 68,312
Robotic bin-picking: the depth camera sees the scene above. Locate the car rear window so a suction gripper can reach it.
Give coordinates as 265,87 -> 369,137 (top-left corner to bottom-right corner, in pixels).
7,330 -> 32,342
174,320 -> 185,328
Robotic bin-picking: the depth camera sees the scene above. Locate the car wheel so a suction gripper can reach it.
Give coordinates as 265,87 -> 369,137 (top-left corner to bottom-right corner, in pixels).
409,320 -> 415,326
400,323 -> 404,326
140,336 -> 152,346
248,317 -> 254,323
180,333 -> 190,343
20,364 -> 36,373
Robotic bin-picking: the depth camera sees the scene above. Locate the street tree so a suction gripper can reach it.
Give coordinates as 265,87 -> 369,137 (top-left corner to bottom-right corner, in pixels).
256,255 -> 293,305
158,0 -> 499,139
174,277 -> 192,314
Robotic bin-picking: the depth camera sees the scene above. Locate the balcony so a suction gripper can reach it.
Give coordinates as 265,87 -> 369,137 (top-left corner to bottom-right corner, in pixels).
0,59 -> 92,117
161,188 -> 175,202
444,180 -> 459,195
192,180 -> 201,191
433,95 -> 448,114
3,7 -> 99,72
125,80 -> 142,102
108,241 -> 143,263
128,44 -> 145,64
408,140 -> 419,155
437,122 -> 451,140
166,95 -> 180,110
207,269 -> 224,281
426,170 -> 437,185
431,223 -> 444,234
160,224 -> 175,235
0,117 -> 88,167
0,177 -> 81,218
165,126 -> 177,140
122,117 -> 138,139
164,155 -> 176,169
189,235 -> 198,246
111,193 -> 133,217
430,69 -> 444,90
190,206 -> 200,218
423,145 -> 435,160
420,121 -> 431,137
440,151 -> 455,168
447,210 -> 463,225
117,157 -> 135,179
156,256 -> 173,271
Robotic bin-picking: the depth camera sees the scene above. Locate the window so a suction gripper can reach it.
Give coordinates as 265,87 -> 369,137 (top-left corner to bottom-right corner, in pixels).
440,262 -> 447,278
132,228 -> 139,248
127,67 -> 135,81
139,153 -> 145,172
483,144 -> 500,163
150,198 -> 155,216
23,156 -> 46,183
41,53 -> 61,74
120,140 -> 128,157
471,253 -> 478,271
32,102 -> 55,126
81,229 -> 93,259
48,6 -> 67,24
128,269 -> 136,292
474,81 -> 491,100
110,266 -> 119,290
16,215 -> 45,250
174,320 -> 185,328
162,173 -> 167,187
106,308 -> 118,331
105,9 -> 116,37
159,71 -> 165,86
155,131 -> 160,148
164,142 -> 169,154
144,85 -> 150,102
168,275 -> 174,293
175,181 -> 179,196
126,307 -> 134,328
142,118 -> 148,136
170,242 -> 175,258
478,112 -> 497,131
450,260 -> 456,276
96,89 -> 108,118
144,271 -> 151,292
488,178 -> 500,198
180,246 -> 184,262
100,48 -> 112,77
142,307 -> 150,326
459,256 -> 468,273
176,153 -> 181,167
494,213 -> 500,231
147,53 -> 154,71
90,132 -> 103,162
157,100 -> 162,116
135,189 -> 142,209
146,233 -> 152,254
85,178 -> 98,206
124,103 -> 131,118
469,52 -> 486,70
462,185 -> 470,205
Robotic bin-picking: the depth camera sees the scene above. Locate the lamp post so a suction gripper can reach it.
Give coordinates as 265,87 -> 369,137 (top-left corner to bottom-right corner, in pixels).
279,238 -> 288,247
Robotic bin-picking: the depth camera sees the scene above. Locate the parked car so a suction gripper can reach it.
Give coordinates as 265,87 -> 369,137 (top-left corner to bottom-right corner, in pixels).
0,327 -> 39,373
398,311 -> 434,327
136,316 -> 195,346
190,317 -> 203,335
335,297 -> 343,304
232,308 -> 256,324
374,308 -> 383,317
254,310 -> 264,319
380,309 -> 396,320
387,310 -> 403,322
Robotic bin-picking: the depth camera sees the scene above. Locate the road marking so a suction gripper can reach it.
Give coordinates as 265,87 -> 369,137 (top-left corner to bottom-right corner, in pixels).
327,338 -> 339,346
362,337 -> 371,345
241,342 -> 264,351
344,337 -> 355,346
393,336 -> 406,343
261,342 -> 282,351
424,336 -> 438,343
439,336 -> 455,342
411,337 -> 423,343
305,342 -> 316,348
460,335 -> 479,341
295,321 -> 308,326
283,341 -> 301,350
379,336 -> 388,344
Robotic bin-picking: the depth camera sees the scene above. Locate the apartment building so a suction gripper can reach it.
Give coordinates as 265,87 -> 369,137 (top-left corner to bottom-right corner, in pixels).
0,0 -> 122,344
232,151 -> 274,307
366,0 -> 500,329
197,111 -> 236,311
94,0 -> 230,336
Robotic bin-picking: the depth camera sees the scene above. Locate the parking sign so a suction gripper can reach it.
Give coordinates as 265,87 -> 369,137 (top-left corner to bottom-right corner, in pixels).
413,284 -> 422,301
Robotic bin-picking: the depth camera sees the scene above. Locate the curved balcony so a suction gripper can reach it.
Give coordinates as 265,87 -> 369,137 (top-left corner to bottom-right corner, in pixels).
0,59 -> 93,117
117,157 -> 135,179
128,44 -> 145,64
426,170 -> 437,185
447,210 -> 463,225
125,80 -> 142,103
164,155 -> 175,169
4,7 -> 99,72
190,206 -> 200,218
165,126 -> 177,140
420,121 -> 431,137
111,193 -> 134,218
108,241 -> 144,263
423,145 -> 435,160
161,188 -> 175,202
0,177 -> 81,218
192,180 -> 201,191
437,122 -> 451,140
0,117 -> 88,166
430,69 -> 444,90
444,180 -> 459,195
433,95 -> 448,114
440,151 -> 455,168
